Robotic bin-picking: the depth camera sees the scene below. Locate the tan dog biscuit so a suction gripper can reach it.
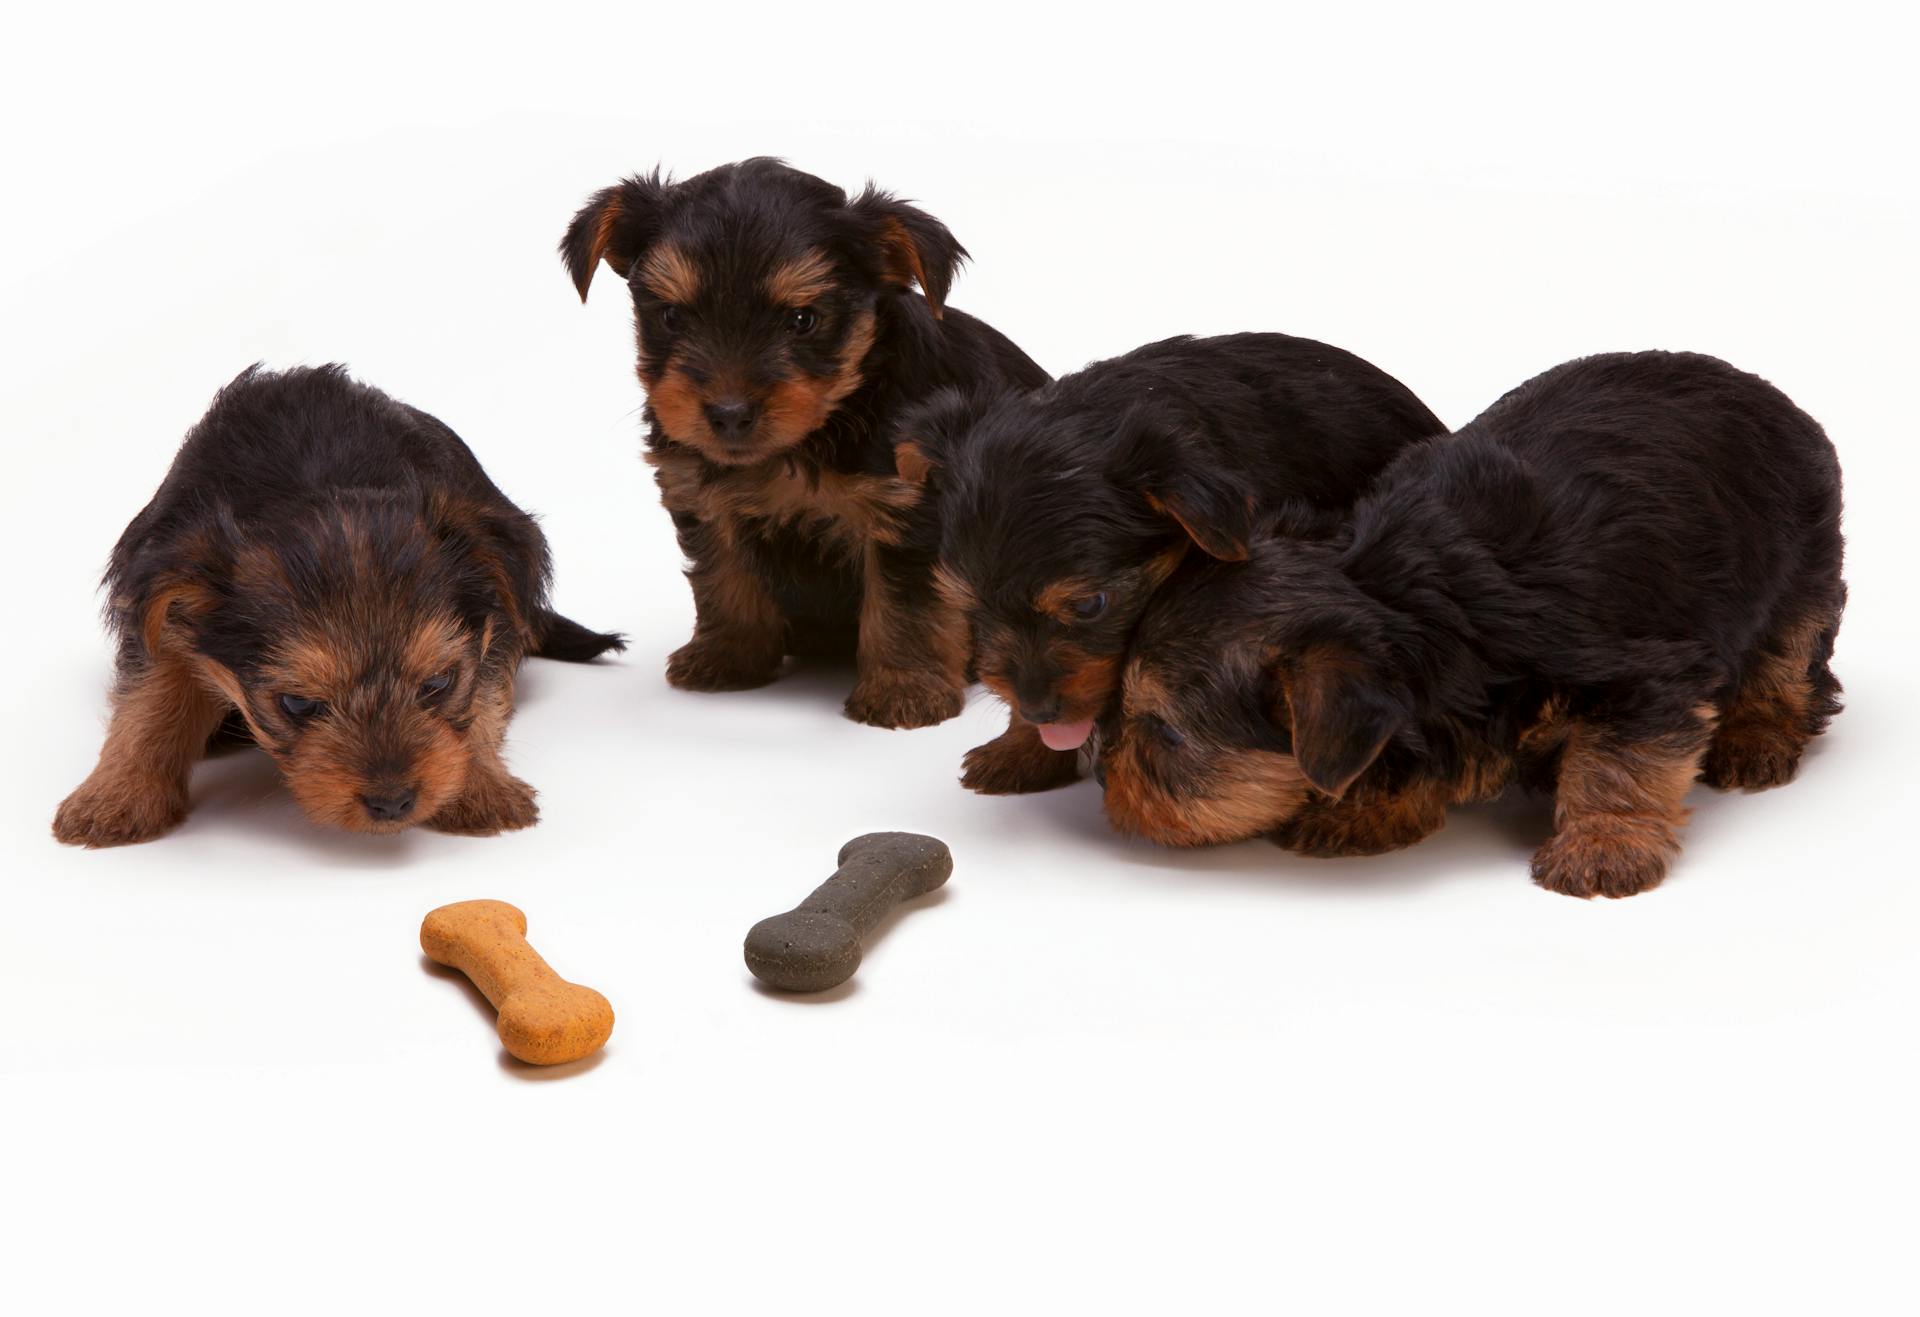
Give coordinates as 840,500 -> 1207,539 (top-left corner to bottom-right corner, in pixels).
420,899 -> 613,1065
744,832 -> 952,992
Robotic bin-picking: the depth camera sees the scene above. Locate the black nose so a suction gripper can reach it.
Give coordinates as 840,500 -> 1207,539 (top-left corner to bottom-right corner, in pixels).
703,399 -> 760,440
361,788 -> 416,822
1019,700 -> 1062,725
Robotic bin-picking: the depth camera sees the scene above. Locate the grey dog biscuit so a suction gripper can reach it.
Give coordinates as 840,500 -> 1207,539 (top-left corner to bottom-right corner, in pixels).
744,832 -> 952,992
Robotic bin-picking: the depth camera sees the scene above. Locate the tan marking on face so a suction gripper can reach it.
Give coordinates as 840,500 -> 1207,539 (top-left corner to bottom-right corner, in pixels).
933,563 -> 977,615
1052,647 -> 1120,719
401,612 -> 469,680
1120,659 -> 1174,722
764,249 -> 837,306
895,441 -> 933,486
638,244 -> 701,303
1035,578 -> 1100,624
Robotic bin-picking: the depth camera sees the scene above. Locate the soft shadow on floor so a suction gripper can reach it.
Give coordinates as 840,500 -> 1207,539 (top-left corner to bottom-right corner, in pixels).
996,772 -> 1561,899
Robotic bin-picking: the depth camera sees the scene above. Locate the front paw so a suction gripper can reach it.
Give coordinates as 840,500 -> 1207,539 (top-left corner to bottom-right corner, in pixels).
961,729 -> 1082,794
1530,825 -> 1670,899
845,670 -> 965,729
428,774 -> 540,837
53,775 -> 185,848
666,635 -> 782,692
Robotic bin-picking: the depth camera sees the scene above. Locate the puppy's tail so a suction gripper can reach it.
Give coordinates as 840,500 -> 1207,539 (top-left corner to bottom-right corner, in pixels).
531,608 -> 627,663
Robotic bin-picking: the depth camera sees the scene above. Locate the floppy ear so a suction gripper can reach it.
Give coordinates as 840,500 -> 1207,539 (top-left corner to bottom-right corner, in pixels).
850,187 -> 967,318
1281,646 -> 1407,799
558,172 -> 669,301
1144,471 -> 1257,562
428,493 -> 549,648
891,387 -> 1001,488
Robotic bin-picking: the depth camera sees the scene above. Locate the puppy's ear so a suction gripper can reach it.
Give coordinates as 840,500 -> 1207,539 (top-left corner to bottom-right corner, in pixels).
559,172 -> 669,301
1280,645 -> 1407,799
892,387 -> 1001,488
427,493 -> 548,648
1144,472 -> 1257,562
850,187 -> 968,318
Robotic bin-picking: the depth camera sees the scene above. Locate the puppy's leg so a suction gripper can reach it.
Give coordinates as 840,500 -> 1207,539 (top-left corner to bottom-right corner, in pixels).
844,541 -> 967,729
54,651 -> 226,847
427,680 -> 538,835
962,712 -> 1085,794
1532,710 -> 1713,899
1272,774 -> 1449,857
665,514 -> 787,692
1702,612 -> 1837,791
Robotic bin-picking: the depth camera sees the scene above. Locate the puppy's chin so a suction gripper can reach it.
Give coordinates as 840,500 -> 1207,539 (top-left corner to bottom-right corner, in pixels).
280,752 -> 471,837
663,421 -> 813,469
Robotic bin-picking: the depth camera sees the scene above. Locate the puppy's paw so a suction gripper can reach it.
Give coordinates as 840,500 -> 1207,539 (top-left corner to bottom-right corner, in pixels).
666,636 -> 783,693
1530,826 -> 1670,899
845,670 -> 965,729
961,729 -> 1082,794
429,774 -> 540,836
53,776 -> 185,848
1700,726 -> 1804,791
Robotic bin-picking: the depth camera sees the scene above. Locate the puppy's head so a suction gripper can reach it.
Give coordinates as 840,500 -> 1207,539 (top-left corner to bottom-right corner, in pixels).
1099,545 -> 1413,846
900,389 -> 1267,751
561,157 -> 965,467
135,491 -> 542,834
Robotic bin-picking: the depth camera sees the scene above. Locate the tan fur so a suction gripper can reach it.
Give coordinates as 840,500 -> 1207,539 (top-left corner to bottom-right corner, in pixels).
844,539 -> 969,729
53,645 -> 229,847
1532,708 -> 1714,898
764,249 -> 837,306
638,243 -> 701,303
877,217 -> 943,317
1035,578 -> 1100,623
1702,613 -> 1825,790
1105,739 -> 1313,846
961,714 -> 1087,794
650,441 -> 922,562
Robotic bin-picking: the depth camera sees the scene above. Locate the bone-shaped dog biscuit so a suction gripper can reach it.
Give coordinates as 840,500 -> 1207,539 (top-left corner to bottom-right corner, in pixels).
744,832 -> 952,992
420,899 -> 613,1065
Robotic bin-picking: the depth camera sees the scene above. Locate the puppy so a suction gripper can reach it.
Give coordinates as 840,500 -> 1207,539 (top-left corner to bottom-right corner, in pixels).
900,333 -> 1443,794
53,365 -> 623,847
1100,351 -> 1846,899
560,158 -> 1048,728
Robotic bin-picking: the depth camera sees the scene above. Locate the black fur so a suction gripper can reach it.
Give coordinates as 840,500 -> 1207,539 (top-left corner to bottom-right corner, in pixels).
904,331 -> 1443,791
1103,350 -> 1846,897
561,158 -> 1048,729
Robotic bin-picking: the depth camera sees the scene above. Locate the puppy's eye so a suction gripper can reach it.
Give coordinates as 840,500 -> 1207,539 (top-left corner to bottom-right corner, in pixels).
280,694 -> 325,720
419,672 -> 453,705
786,306 -> 818,336
1073,592 -> 1108,620
1154,718 -> 1186,748
658,305 -> 683,331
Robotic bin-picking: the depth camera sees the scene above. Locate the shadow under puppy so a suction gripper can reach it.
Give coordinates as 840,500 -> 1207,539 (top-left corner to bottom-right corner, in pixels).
54,365 -> 623,848
561,158 -> 1049,728
1101,351 -> 1845,899
900,332 -> 1443,794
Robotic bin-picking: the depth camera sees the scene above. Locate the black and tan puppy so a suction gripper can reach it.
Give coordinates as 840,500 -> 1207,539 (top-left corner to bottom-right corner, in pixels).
53,365 -> 623,847
1101,351 -> 1846,899
561,158 -> 1048,728
900,333 -> 1442,793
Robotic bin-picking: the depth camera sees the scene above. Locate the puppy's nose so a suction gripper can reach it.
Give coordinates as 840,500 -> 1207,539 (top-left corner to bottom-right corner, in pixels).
703,398 -> 760,441
361,787 -> 417,822
1019,700 -> 1062,726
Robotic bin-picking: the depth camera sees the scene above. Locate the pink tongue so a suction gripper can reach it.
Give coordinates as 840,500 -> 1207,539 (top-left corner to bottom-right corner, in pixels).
1037,719 -> 1095,752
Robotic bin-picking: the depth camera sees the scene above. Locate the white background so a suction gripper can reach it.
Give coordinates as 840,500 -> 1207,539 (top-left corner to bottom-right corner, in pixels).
3,3 -> 1915,1312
